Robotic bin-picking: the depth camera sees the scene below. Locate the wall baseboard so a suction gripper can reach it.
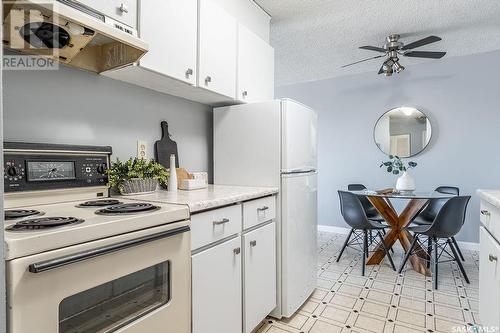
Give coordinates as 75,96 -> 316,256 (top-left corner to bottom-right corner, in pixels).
318,225 -> 480,252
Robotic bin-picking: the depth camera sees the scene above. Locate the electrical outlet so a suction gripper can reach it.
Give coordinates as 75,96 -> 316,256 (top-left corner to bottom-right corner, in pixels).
137,140 -> 147,159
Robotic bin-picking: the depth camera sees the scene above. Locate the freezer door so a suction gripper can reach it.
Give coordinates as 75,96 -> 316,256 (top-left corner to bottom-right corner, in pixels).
214,101 -> 281,187
281,99 -> 318,173
281,171 -> 317,317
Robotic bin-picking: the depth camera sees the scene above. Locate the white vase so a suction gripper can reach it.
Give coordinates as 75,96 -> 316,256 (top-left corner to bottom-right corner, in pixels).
396,171 -> 416,192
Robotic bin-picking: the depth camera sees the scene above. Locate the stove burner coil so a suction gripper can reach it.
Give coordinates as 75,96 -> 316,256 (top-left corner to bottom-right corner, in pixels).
5,209 -> 43,220
95,203 -> 161,215
6,217 -> 84,231
77,199 -> 123,207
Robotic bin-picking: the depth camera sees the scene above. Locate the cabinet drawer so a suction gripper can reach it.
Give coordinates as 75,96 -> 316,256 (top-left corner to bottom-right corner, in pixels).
243,196 -> 276,230
479,227 -> 500,328
480,200 -> 500,241
191,204 -> 242,250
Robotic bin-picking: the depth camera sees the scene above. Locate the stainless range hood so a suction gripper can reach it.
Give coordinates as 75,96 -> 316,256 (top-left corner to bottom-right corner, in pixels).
2,0 -> 148,73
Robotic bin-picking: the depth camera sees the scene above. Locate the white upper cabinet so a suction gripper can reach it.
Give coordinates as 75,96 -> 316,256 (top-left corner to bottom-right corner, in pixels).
237,23 -> 274,103
198,0 -> 237,98
139,0 -> 197,85
76,0 -> 138,28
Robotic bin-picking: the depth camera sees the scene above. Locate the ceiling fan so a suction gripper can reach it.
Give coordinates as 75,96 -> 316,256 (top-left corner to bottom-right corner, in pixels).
342,34 -> 446,76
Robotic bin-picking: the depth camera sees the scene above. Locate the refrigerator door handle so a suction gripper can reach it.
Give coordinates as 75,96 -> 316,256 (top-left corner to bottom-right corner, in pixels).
281,168 -> 317,175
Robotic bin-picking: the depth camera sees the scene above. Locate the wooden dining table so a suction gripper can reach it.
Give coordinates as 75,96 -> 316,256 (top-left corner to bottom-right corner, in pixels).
351,190 -> 455,276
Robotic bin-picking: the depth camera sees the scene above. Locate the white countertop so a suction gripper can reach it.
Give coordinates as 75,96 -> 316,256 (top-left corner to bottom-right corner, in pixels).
120,185 -> 279,212
477,189 -> 500,208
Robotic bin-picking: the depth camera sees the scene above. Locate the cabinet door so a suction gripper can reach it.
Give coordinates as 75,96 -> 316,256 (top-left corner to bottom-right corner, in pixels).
75,0 -> 137,28
192,237 -> 242,333
243,222 -> 277,333
139,0 -> 197,85
237,23 -> 274,103
198,0 -> 237,98
479,227 -> 500,328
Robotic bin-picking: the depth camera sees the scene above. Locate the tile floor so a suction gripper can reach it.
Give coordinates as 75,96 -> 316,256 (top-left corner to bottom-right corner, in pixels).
257,231 -> 480,333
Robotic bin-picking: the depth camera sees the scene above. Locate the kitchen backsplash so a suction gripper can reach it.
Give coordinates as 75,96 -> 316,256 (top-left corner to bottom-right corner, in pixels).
2,65 -> 213,181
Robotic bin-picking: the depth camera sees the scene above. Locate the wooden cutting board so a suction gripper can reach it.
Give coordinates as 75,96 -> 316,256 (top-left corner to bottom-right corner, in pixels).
155,121 -> 179,169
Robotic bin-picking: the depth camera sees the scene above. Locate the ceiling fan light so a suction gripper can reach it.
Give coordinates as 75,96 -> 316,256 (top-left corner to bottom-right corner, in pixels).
384,67 -> 393,76
394,61 -> 405,73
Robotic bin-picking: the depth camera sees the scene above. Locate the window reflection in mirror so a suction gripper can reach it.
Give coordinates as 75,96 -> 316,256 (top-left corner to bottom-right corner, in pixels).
374,107 -> 432,158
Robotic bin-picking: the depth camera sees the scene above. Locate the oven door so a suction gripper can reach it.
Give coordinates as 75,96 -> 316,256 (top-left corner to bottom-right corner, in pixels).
7,221 -> 191,333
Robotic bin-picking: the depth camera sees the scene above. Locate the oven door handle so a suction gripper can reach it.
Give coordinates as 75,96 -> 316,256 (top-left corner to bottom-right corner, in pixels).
28,225 -> 190,273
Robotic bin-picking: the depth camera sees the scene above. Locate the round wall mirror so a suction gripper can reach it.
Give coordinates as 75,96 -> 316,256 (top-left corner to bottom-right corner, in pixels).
374,107 -> 432,158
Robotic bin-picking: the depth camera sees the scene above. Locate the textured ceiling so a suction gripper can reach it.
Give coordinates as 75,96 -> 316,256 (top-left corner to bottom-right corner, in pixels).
255,0 -> 500,86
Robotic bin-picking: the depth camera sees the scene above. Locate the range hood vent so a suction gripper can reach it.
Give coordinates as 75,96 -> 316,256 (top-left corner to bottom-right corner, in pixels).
2,0 -> 148,73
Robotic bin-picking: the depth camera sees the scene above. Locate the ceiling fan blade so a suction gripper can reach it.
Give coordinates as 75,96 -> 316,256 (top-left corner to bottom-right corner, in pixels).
341,55 -> 384,68
359,46 -> 386,53
378,65 -> 384,74
404,51 -> 446,59
402,36 -> 442,50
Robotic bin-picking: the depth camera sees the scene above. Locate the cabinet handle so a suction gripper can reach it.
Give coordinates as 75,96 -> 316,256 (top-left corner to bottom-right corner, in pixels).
185,68 -> 193,78
205,76 -> 212,85
250,240 -> 257,247
233,247 -> 241,255
481,210 -> 490,216
213,218 -> 230,226
489,254 -> 498,262
257,206 -> 269,212
242,91 -> 248,98
119,3 -> 129,13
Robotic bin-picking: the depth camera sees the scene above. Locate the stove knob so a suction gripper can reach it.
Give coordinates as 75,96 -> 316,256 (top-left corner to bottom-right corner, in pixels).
96,164 -> 107,175
6,166 -> 19,177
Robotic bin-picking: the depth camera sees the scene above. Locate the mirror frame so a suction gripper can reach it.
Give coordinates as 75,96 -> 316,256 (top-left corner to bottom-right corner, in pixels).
373,107 -> 432,158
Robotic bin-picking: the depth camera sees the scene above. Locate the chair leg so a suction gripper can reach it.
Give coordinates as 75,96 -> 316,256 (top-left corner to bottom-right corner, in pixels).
448,238 -> 470,284
433,236 -> 439,290
364,230 -> 369,258
451,237 -> 465,261
336,229 -> 354,262
362,230 -> 367,276
398,235 -> 418,274
377,231 -> 396,271
427,236 -> 432,269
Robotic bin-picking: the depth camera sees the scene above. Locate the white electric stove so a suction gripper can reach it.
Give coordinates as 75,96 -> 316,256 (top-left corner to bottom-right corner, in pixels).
3,142 -> 191,333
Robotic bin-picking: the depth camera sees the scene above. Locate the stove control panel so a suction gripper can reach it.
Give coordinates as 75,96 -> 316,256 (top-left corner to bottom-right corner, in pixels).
3,142 -> 112,193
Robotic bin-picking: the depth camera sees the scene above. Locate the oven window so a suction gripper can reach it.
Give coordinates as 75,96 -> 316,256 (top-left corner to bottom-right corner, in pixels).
59,261 -> 170,333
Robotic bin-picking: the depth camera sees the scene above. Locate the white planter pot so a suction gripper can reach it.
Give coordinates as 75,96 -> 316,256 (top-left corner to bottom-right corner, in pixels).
396,171 -> 416,191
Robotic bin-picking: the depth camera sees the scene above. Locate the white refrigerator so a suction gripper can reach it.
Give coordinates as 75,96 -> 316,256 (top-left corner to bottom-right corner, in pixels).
214,99 -> 318,318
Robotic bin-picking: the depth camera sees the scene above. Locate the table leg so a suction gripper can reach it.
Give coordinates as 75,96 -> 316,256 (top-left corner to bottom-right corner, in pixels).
365,197 -> 432,276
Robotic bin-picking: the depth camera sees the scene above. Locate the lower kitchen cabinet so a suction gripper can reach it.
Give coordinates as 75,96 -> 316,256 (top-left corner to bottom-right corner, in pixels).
192,236 -> 242,333
243,222 -> 277,333
479,226 -> 500,328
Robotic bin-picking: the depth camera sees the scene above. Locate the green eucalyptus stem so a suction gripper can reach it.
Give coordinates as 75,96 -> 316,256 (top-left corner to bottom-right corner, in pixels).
379,155 -> 417,176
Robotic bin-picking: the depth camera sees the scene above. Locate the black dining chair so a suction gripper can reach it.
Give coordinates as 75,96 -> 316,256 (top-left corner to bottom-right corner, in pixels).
337,191 -> 396,276
347,184 -> 385,223
412,186 -> 465,262
399,196 -> 471,289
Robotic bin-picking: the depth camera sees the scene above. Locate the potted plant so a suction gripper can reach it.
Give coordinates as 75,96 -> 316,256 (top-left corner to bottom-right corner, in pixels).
380,155 -> 417,191
107,158 -> 169,195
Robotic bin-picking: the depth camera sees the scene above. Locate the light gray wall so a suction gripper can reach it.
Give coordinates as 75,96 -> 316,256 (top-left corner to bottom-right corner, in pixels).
276,50 -> 500,243
3,65 -> 213,177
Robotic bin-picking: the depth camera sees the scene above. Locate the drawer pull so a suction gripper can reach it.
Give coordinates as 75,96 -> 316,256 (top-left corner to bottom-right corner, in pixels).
119,3 -> 129,13
233,247 -> 241,255
257,206 -> 269,212
489,254 -> 498,262
250,240 -> 257,247
481,210 -> 491,216
213,218 -> 230,226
